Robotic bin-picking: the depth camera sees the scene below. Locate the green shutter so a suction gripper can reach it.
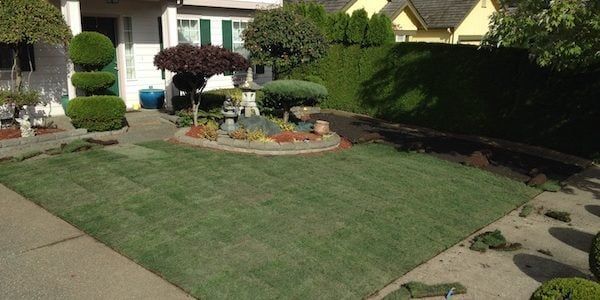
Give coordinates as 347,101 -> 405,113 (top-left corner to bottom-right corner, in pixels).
222,20 -> 233,50
200,19 -> 211,46
222,20 -> 233,75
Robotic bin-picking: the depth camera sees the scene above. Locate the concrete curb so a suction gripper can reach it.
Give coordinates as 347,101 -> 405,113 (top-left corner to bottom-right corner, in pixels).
173,127 -> 340,156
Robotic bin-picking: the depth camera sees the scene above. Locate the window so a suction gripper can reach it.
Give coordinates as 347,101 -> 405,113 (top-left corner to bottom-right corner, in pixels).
395,35 -> 408,42
123,17 -> 135,80
0,43 -> 35,71
178,19 -> 200,45
232,20 -> 249,57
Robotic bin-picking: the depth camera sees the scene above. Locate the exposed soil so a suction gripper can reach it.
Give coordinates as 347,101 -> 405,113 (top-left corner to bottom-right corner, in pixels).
270,131 -> 321,143
186,126 -> 205,138
310,112 -> 585,182
0,127 -> 64,141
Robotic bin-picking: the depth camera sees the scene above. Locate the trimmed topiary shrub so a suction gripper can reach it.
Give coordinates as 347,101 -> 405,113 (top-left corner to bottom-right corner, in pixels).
591,232 -> 600,281
69,32 -> 115,71
262,80 -> 328,122
67,96 -> 126,131
71,72 -> 116,95
531,278 -> 600,300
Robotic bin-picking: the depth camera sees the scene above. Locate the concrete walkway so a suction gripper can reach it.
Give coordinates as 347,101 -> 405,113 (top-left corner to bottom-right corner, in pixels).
370,166 -> 600,299
0,184 -> 192,300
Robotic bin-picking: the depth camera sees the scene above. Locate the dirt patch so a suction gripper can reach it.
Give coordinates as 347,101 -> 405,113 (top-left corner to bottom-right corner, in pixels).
270,131 -> 320,143
0,127 -> 64,140
311,113 -> 583,181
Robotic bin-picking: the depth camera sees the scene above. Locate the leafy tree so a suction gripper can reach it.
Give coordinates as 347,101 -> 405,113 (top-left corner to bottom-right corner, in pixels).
154,44 -> 248,126
243,8 -> 327,79
327,12 -> 350,43
484,0 -> 600,71
365,13 -> 395,47
346,9 -> 369,45
0,0 -> 71,91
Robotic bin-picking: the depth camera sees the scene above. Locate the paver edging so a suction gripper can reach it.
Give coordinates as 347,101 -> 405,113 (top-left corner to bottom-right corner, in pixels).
174,127 -> 340,155
0,126 -> 129,158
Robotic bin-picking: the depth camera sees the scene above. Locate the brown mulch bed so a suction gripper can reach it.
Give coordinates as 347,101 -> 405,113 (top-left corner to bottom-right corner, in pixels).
270,131 -> 321,143
186,126 -> 206,138
310,112 -> 584,182
0,127 -> 64,141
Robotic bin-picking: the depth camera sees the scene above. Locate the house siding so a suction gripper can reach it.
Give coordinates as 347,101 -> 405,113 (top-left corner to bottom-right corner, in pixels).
1,0 -> 275,117
453,0 -> 499,45
0,42 -> 69,117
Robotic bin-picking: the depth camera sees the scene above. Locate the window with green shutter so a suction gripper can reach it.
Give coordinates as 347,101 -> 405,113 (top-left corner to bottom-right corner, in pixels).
200,19 -> 211,46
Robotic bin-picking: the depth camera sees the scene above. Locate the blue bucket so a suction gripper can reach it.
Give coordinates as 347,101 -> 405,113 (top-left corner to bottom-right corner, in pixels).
139,88 -> 165,109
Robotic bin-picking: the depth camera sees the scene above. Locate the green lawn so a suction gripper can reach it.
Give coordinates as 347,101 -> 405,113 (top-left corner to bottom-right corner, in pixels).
0,142 -> 536,299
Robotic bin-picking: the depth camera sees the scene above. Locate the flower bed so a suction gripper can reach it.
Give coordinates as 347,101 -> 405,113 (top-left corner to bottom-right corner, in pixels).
174,127 -> 342,155
0,127 -> 64,140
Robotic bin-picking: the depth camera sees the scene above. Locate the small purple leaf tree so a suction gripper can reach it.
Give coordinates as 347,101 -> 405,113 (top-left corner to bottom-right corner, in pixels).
154,44 -> 248,126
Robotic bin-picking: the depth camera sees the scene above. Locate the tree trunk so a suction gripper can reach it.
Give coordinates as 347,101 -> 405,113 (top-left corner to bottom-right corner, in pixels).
11,46 -> 23,121
12,46 -> 22,91
190,90 -> 198,126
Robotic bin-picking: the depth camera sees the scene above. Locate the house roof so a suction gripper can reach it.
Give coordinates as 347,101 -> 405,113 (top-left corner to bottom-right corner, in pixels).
411,0 -> 480,28
381,0 -> 428,30
285,0 -> 482,29
381,0 -> 409,18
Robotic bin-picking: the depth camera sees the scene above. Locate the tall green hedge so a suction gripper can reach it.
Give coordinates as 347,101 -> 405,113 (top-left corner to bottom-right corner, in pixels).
291,43 -> 600,159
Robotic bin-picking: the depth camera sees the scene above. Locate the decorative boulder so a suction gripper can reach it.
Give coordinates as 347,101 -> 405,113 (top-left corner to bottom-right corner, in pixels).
237,116 -> 281,136
527,173 -> 548,186
465,151 -> 490,168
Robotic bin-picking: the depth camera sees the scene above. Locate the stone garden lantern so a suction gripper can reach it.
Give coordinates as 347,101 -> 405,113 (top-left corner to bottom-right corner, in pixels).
220,98 -> 238,133
239,67 -> 261,117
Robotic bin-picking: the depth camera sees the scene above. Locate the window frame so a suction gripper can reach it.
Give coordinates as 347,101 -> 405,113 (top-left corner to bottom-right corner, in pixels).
123,16 -> 136,80
177,17 -> 201,45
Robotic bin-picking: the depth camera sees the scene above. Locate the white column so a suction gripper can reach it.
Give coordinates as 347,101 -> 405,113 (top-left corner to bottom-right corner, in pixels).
161,1 -> 179,110
61,0 -> 82,101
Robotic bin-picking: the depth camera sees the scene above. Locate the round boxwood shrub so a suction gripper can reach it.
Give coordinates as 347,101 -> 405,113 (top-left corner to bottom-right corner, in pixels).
67,96 -> 126,131
69,32 -> 115,70
262,79 -> 328,122
591,232 -> 600,280
71,71 -> 116,95
531,278 -> 600,300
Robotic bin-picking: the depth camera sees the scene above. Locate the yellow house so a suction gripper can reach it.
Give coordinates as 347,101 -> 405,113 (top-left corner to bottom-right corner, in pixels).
298,0 -> 500,45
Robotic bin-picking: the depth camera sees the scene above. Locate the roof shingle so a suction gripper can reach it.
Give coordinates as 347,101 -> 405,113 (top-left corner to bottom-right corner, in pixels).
411,0 -> 479,28
381,0 -> 409,18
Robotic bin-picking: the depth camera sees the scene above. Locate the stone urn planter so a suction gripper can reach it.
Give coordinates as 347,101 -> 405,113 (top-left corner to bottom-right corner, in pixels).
314,120 -> 330,135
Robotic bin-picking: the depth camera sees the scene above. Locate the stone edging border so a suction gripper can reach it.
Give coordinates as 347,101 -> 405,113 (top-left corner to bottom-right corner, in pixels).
174,127 -> 341,156
0,126 -> 128,158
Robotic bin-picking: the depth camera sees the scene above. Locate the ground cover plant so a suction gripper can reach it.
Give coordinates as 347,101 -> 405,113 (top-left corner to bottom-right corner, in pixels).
531,278 -> 600,300
0,142 -> 536,298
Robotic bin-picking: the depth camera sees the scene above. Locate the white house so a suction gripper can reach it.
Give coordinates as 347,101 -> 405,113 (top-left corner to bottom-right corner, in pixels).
0,0 -> 281,117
